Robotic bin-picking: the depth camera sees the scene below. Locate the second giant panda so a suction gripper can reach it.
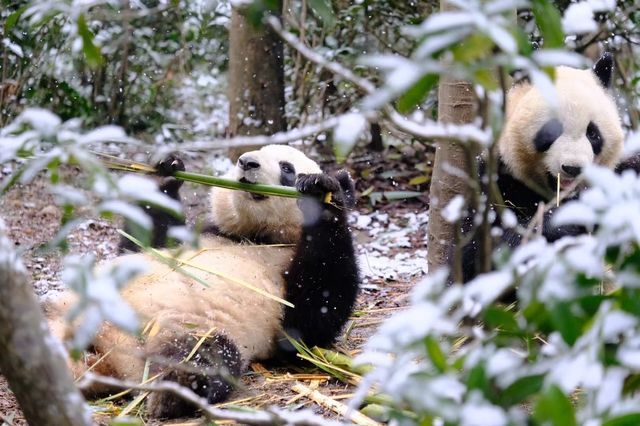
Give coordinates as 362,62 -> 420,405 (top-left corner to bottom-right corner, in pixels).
462,53 -> 633,282
45,145 -> 360,418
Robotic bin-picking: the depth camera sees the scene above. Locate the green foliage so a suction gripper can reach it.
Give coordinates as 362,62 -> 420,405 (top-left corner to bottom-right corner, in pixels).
530,0 -> 565,48
0,1 -> 229,133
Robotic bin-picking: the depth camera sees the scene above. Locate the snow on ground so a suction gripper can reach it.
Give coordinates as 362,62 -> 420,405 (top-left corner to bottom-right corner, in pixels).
350,210 -> 428,286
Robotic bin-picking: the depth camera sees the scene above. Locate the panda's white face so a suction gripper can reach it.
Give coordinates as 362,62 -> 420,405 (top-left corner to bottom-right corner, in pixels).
499,58 -> 624,198
230,145 -> 321,193
209,145 -> 322,243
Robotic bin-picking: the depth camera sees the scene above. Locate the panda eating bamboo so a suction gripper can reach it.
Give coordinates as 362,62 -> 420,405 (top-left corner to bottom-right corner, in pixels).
461,53 -> 639,282
45,145 -> 360,418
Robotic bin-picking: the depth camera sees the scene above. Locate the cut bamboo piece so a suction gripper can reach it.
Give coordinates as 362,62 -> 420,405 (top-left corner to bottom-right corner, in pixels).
292,382 -> 382,426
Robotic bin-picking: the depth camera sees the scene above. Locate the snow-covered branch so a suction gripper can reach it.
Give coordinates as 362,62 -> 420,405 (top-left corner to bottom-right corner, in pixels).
178,113 -> 347,151
267,16 -> 490,146
78,373 -> 342,426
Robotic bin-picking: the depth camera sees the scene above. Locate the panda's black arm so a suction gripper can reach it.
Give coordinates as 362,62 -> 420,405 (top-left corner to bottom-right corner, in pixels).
281,170 -> 360,353
118,155 -> 186,252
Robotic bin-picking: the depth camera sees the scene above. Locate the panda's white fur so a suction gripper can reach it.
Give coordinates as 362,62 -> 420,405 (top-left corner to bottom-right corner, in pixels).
44,145 -> 359,418
499,63 -> 624,195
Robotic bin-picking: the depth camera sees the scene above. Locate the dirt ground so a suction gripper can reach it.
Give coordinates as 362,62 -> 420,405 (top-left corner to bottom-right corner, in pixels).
0,146 -> 431,425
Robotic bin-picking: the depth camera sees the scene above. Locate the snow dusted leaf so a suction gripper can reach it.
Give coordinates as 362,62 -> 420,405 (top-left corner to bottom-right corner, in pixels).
333,113 -> 366,162
71,305 -> 102,350
460,394 -> 507,426
13,108 -> 62,138
533,385 -> 577,426
553,202 -> 597,228
77,13 -> 104,68
307,0 -> 335,28
2,38 -> 23,57
532,50 -> 588,69
407,11 -> 475,37
99,200 -> 152,230
397,74 -> 439,114
78,125 -> 128,144
529,67 -> 558,108
116,174 -> 183,214
531,0 -> 564,49
441,194 -> 465,223
587,0 -> 616,11
595,368 -> 626,413
501,209 -> 517,228
486,24 -> 516,54
4,6 -> 27,33
486,348 -> 523,378
463,270 -> 513,314
167,226 -> 195,245
563,2 -> 597,34
622,130 -> 640,157
62,255 -> 145,350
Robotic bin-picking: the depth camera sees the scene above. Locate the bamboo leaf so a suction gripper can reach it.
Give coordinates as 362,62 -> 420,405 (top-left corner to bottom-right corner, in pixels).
531,0 -> 564,49
5,6 -> 27,33
308,0 -> 335,28
533,385 -> 577,426
397,74 -> 439,114
77,14 -> 104,68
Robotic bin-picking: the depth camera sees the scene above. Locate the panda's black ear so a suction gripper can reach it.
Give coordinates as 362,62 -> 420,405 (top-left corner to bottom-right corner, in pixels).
593,53 -> 613,88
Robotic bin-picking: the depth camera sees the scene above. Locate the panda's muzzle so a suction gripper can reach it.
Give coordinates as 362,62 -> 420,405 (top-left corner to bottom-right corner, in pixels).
238,177 -> 268,200
546,164 -> 583,192
238,155 -> 260,171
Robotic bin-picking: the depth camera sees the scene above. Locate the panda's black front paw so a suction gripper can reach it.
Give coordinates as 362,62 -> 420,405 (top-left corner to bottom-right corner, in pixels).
155,154 -> 185,196
156,154 -> 185,177
296,172 -> 354,209
297,173 -> 344,208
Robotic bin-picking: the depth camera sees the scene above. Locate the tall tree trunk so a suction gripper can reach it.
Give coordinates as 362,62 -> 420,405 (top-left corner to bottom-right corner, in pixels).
426,1 -> 477,280
0,222 -> 92,426
227,5 -> 286,160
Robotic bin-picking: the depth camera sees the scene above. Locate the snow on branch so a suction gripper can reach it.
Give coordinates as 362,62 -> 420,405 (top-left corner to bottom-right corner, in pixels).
178,113 -> 346,151
78,373 -> 343,426
266,16 -> 490,147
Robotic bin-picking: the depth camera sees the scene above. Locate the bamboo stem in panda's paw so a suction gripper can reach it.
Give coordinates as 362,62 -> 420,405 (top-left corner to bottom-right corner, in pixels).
556,172 -> 560,207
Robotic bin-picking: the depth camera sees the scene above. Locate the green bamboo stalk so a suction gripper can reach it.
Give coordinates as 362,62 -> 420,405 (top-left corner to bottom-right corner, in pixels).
172,170 -> 301,198
92,151 -> 303,199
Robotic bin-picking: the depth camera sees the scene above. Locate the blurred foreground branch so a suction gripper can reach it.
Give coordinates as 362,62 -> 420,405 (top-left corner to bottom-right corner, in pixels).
0,220 -> 92,426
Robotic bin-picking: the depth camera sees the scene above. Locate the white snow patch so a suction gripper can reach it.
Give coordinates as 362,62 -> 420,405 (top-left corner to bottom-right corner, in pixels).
563,2 -> 597,34
442,195 -> 465,223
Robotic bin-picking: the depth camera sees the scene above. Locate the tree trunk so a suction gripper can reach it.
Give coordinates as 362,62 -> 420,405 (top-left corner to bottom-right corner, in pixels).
426,2 -> 477,279
0,222 -> 92,426
227,5 -> 286,160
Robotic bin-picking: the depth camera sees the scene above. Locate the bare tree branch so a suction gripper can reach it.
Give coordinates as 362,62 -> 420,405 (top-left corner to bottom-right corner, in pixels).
78,373 -> 343,426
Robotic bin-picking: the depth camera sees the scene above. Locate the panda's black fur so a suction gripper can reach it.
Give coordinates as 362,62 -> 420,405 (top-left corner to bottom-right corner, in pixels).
461,54 -> 638,283
46,145 -> 360,419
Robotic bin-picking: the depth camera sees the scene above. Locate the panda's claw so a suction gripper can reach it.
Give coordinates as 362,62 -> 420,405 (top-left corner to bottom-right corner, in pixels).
155,154 -> 185,177
296,173 -> 340,195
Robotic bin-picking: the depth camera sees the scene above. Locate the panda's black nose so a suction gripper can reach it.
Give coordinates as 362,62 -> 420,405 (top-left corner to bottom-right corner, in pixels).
561,165 -> 582,177
238,155 -> 260,171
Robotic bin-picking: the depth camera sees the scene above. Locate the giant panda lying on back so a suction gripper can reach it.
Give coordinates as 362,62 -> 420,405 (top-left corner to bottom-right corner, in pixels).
462,53 -> 635,282
45,145 -> 360,418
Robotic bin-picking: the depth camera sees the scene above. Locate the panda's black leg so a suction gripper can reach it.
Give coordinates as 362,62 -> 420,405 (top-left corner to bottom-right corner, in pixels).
118,155 -> 187,252
280,170 -> 359,355
145,331 -> 242,419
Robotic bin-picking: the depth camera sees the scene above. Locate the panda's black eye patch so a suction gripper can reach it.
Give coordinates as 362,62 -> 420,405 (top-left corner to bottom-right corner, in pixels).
533,119 -> 563,152
279,161 -> 296,186
586,121 -> 603,155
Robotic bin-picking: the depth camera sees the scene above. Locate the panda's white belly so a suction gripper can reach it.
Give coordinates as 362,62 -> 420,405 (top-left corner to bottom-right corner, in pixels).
116,235 -> 295,363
